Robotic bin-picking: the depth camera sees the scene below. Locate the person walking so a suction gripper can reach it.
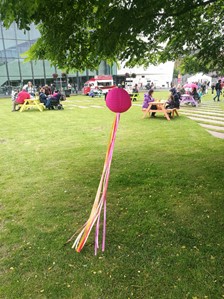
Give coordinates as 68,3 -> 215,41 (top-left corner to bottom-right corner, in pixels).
213,79 -> 222,102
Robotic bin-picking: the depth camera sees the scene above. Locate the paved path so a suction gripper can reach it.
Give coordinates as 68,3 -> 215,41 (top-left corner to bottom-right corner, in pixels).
180,101 -> 224,139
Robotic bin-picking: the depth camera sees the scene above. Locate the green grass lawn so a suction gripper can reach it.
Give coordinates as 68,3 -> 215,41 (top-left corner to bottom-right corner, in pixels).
0,91 -> 224,299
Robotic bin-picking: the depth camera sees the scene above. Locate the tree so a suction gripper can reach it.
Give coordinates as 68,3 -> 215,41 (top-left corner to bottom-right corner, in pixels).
173,68 -> 179,79
0,0 -> 223,73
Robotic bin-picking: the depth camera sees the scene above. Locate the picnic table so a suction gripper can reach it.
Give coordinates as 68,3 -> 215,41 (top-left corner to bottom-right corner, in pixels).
20,98 -> 45,112
180,94 -> 198,107
142,101 -> 179,121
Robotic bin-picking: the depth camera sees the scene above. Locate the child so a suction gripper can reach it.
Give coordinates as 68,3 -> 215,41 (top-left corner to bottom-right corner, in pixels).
11,88 -> 19,102
198,88 -> 203,103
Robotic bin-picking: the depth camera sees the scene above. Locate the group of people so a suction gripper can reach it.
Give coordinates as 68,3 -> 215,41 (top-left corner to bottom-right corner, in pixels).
142,87 -> 180,117
181,79 -> 223,102
11,81 -> 65,111
185,79 -> 223,102
88,84 -> 103,97
38,86 -> 65,109
187,79 -> 223,102
176,84 -> 202,103
142,78 -> 224,118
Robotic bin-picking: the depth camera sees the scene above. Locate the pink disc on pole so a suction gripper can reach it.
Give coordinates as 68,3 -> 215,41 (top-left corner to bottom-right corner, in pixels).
106,88 -> 132,113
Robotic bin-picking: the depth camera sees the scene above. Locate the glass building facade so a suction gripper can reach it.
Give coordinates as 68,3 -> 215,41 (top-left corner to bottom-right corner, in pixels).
0,21 -> 117,95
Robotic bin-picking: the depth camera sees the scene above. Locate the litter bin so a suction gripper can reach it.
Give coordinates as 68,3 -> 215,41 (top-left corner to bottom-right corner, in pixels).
64,89 -> 71,97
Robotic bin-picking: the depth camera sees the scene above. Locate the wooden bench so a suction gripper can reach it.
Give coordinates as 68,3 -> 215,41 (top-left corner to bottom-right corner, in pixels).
146,108 -> 179,118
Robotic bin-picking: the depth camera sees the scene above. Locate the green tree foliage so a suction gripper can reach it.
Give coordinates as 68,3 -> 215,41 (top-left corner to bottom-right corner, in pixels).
0,0 -> 223,73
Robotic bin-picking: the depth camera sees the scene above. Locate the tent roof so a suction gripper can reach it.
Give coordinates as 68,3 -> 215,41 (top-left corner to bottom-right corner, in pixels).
187,73 -> 211,83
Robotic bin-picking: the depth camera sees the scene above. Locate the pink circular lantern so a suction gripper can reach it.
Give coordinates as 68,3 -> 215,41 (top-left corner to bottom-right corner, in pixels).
106,88 -> 132,113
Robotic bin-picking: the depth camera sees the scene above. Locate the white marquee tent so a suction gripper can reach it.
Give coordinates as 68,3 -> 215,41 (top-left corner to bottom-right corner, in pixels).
187,73 -> 212,85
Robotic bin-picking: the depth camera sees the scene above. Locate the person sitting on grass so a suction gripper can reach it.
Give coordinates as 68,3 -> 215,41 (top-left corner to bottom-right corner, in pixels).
12,88 -> 30,112
142,89 -> 157,117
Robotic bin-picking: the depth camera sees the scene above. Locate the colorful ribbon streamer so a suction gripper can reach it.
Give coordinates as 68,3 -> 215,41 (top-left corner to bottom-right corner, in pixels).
67,113 -> 120,254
